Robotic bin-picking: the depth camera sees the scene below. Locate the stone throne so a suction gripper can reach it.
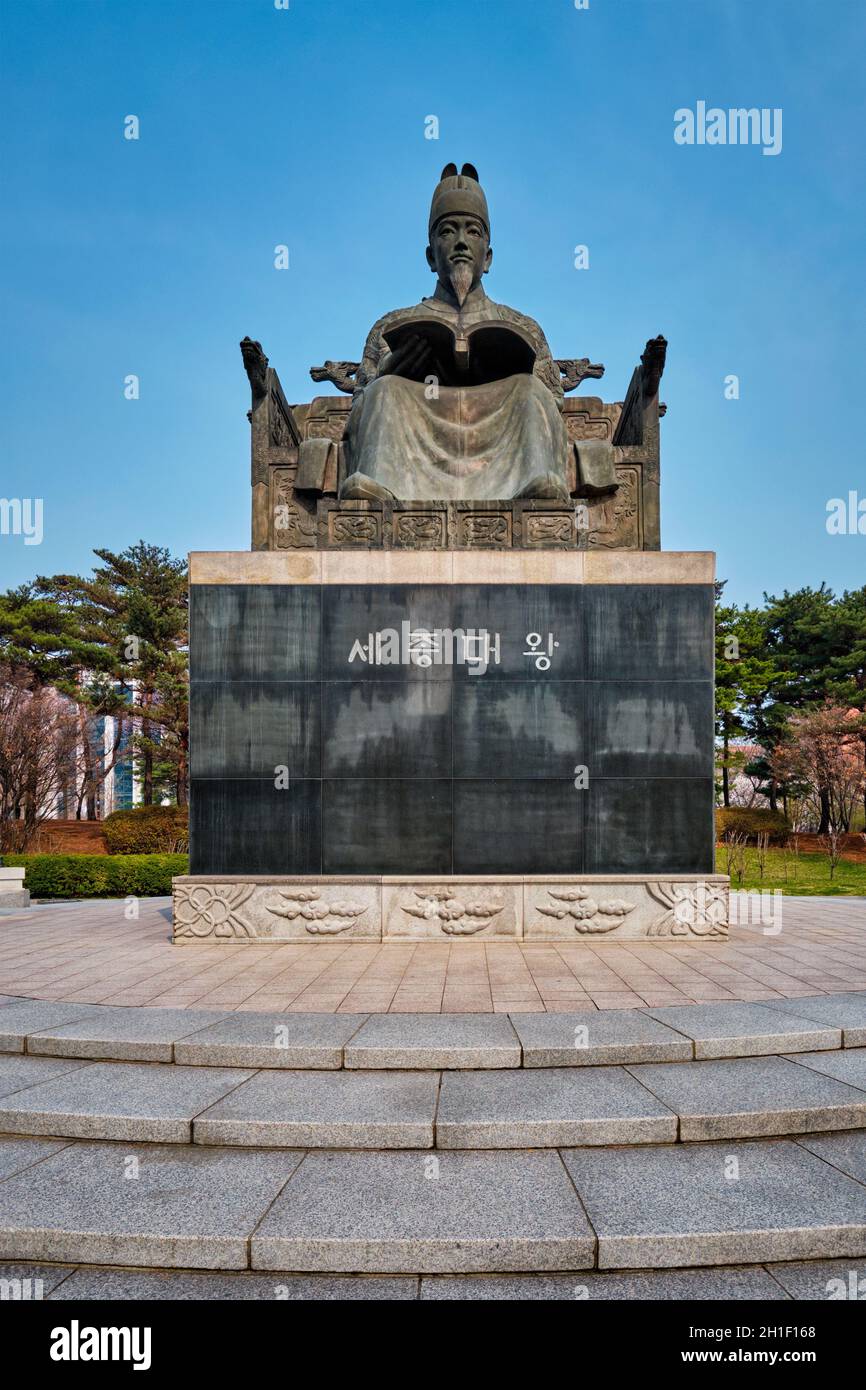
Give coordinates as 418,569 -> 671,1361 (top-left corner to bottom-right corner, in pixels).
241,334 -> 667,554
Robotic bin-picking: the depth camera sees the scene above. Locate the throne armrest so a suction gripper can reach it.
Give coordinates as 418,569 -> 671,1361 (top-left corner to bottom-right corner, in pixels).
556,358 -> 605,393
309,360 -> 360,394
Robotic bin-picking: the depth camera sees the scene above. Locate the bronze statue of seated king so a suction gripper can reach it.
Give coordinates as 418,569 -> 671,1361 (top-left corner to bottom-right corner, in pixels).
240,160 -> 667,553
341,162 -> 569,504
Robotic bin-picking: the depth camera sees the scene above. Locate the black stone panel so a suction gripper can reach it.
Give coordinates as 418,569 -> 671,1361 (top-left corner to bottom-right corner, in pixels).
585,778 -> 715,874
190,778 -> 322,875
323,682 -> 452,778
191,585 -> 321,682
453,682 -> 586,779
323,586 -> 457,681
583,586 -> 714,681
189,581 -> 716,878
453,781 -> 584,875
322,780 -> 452,874
191,683 -> 321,780
587,681 -> 714,779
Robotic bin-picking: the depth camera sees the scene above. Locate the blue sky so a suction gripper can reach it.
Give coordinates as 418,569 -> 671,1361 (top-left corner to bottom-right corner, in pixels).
1,0 -> 864,604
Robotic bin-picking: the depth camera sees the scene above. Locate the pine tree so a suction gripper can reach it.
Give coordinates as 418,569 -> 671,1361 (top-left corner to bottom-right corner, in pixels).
4,542 -> 189,814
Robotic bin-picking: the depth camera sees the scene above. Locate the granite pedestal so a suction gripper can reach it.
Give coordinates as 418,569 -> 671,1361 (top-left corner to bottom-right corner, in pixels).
174,549 -> 728,943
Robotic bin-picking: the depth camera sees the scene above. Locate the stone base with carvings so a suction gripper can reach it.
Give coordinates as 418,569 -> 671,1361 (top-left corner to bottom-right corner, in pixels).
172,875 -> 730,944
312,495 -> 645,551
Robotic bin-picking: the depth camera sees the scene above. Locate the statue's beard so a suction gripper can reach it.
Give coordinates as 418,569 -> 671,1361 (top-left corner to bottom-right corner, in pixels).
448,261 -> 474,307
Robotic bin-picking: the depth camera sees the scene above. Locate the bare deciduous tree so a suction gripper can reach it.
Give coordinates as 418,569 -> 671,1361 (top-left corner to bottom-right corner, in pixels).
818,826 -> 845,881
722,829 -> 748,887
0,669 -> 80,852
771,704 -> 866,836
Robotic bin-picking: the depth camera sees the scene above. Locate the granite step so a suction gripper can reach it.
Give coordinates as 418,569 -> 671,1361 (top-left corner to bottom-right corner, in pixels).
0,1057 -> 256,1144
4,995 -> 865,1069
8,1262 -> 866,1301
5,1002 -> 367,1068
625,1054 -> 866,1142
4,1257 -> 866,1299
0,1133 -> 863,1274
2,1051 -> 866,1148
435,1066 -> 678,1147
638,1001 -> 846,1059
762,993 -> 866,1048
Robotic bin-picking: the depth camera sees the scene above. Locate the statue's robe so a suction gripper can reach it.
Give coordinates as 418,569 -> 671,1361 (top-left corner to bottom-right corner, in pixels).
344,284 -> 569,501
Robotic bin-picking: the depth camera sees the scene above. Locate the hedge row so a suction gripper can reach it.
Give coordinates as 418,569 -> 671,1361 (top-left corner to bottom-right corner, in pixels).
4,854 -> 188,899
715,807 -> 791,842
103,805 -> 189,854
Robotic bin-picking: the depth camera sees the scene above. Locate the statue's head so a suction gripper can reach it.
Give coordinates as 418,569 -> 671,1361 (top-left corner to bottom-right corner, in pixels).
426,162 -> 492,307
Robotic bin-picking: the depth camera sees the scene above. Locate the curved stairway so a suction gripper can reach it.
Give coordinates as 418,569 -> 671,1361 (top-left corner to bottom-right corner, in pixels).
0,994 -> 864,1298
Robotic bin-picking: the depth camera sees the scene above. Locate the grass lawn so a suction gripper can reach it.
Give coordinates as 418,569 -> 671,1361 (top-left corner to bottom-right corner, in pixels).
720,845 -> 866,896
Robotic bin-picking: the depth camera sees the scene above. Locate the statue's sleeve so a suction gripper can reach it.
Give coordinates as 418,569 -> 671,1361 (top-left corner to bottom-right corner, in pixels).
531,326 -> 564,407
355,316 -> 389,392
505,308 -> 563,407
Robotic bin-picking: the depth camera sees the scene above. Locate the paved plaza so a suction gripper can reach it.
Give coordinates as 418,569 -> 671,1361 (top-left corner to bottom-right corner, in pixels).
0,894 -> 863,1013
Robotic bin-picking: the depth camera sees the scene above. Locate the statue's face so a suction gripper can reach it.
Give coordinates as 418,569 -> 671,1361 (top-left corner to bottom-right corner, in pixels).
426,214 -> 492,297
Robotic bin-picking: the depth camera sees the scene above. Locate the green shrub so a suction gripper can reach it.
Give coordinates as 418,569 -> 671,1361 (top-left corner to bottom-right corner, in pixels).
715,807 -> 791,843
103,805 -> 189,854
4,853 -> 188,898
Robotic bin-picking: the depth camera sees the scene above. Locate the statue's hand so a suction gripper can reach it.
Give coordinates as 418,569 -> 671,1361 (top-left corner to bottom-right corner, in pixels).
378,332 -> 431,380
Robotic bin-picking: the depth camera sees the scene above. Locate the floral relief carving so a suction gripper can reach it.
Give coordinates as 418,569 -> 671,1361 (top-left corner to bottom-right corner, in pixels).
306,411 -> 352,442
272,469 -> 316,549
266,887 -> 369,936
401,888 -> 504,936
646,882 -> 729,937
564,413 -> 613,442
174,884 -> 256,940
535,887 -> 637,935
587,467 -> 640,550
